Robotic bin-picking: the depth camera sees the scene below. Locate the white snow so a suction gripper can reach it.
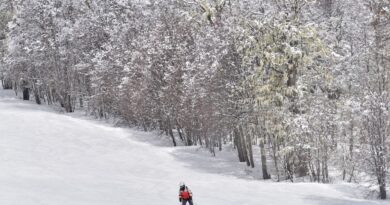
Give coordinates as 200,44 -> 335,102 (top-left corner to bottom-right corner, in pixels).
0,89 -> 387,205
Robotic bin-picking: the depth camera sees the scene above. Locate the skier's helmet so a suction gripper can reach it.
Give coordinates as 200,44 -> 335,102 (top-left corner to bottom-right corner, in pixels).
179,182 -> 185,189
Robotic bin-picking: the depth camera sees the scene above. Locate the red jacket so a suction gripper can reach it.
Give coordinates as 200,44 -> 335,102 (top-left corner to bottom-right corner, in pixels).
179,187 -> 192,200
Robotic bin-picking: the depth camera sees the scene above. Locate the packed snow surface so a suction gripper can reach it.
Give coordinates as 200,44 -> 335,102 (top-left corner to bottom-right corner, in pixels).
0,90 -> 387,205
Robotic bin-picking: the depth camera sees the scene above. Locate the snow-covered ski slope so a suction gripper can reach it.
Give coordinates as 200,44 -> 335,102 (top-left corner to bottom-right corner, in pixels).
0,90 -> 387,205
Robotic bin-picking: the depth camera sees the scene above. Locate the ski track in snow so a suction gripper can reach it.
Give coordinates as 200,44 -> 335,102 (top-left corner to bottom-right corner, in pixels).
0,90 -> 387,205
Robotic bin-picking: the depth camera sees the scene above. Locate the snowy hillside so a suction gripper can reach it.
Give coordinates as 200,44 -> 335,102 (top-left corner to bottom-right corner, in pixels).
0,89 -> 387,205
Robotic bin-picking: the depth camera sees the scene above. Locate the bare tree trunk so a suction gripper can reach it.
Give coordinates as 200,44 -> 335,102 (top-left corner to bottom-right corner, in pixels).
239,125 -> 250,167
316,149 -> 321,183
348,121 -> 355,182
185,129 -> 193,146
175,119 -> 184,142
167,118 -> 177,147
210,139 -> 216,156
247,131 -> 255,168
177,127 -> 184,141
63,94 -> 73,113
2,78 -> 12,89
379,182 -> 386,200
234,128 -> 245,162
33,84 -> 41,105
34,89 -> 41,104
23,88 -> 30,100
218,134 -> 222,151
270,134 -> 280,181
79,97 -> 84,108
142,119 -> 148,132
259,135 -> 271,179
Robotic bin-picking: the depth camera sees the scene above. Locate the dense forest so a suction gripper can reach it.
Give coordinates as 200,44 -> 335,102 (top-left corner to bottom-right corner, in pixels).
0,0 -> 389,199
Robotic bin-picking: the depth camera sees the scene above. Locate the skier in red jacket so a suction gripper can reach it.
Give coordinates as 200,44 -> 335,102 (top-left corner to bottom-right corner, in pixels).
179,182 -> 193,205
